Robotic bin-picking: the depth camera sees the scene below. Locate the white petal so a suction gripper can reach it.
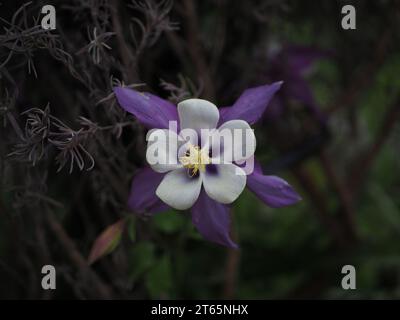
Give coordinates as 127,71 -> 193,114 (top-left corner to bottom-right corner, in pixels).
214,120 -> 256,163
156,168 -> 202,210
203,164 -> 246,204
146,129 -> 181,173
178,99 -> 219,132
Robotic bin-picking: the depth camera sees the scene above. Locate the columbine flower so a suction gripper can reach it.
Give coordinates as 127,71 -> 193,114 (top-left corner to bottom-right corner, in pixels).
144,98 -> 258,213
264,45 -> 331,123
114,81 -> 301,248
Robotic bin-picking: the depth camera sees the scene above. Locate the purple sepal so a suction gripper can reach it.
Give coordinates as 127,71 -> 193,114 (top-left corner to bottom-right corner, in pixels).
191,191 -> 238,249
247,160 -> 302,208
114,87 -> 178,129
128,167 -> 169,214
219,81 -> 283,125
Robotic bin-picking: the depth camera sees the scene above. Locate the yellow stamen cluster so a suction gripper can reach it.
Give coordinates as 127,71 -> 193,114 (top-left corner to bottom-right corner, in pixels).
179,144 -> 210,176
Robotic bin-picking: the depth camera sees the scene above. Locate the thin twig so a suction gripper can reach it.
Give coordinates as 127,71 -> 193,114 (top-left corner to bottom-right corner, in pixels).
348,100 -> 400,194
111,0 -> 136,83
182,0 -> 215,100
222,214 -> 240,299
45,212 -> 113,299
328,31 -> 390,115
292,165 -> 347,248
319,150 -> 358,243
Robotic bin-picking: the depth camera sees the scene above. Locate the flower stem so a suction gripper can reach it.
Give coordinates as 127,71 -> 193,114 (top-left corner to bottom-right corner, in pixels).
222,209 -> 240,299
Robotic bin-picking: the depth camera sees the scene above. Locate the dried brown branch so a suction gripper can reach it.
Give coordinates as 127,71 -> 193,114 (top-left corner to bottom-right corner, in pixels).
111,0 -> 136,83
222,219 -> 240,299
348,99 -> 400,195
182,0 -> 215,100
328,31 -> 391,115
292,165 -> 347,248
45,212 -> 114,299
319,150 -> 358,243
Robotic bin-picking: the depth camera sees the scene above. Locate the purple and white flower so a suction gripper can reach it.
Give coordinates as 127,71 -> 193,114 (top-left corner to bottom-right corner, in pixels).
145,98 -> 256,210
114,81 -> 301,248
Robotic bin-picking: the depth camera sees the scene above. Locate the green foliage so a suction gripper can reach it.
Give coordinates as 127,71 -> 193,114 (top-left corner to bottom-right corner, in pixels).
153,210 -> 186,234
128,241 -> 173,298
129,241 -> 157,282
145,255 -> 173,298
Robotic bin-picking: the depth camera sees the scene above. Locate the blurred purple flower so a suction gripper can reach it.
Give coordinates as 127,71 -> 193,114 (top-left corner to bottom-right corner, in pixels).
264,45 -> 331,123
114,83 -> 301,248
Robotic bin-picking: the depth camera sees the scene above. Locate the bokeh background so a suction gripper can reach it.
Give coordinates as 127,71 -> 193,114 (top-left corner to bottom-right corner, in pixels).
1,0 -> 400,299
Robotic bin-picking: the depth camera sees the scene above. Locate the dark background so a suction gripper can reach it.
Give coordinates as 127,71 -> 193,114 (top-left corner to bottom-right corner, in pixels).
1,0 -> 400,299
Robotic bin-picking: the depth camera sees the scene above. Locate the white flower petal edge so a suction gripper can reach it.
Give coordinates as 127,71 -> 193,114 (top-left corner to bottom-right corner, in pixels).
215,119 -> 256,163
202,164 -> 246,204
146,129 -> 182,173
156,168 -> 202,210
178,99 -> 219,132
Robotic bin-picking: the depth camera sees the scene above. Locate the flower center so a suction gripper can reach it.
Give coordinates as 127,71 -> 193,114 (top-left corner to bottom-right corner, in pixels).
179,144 -> 210,176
